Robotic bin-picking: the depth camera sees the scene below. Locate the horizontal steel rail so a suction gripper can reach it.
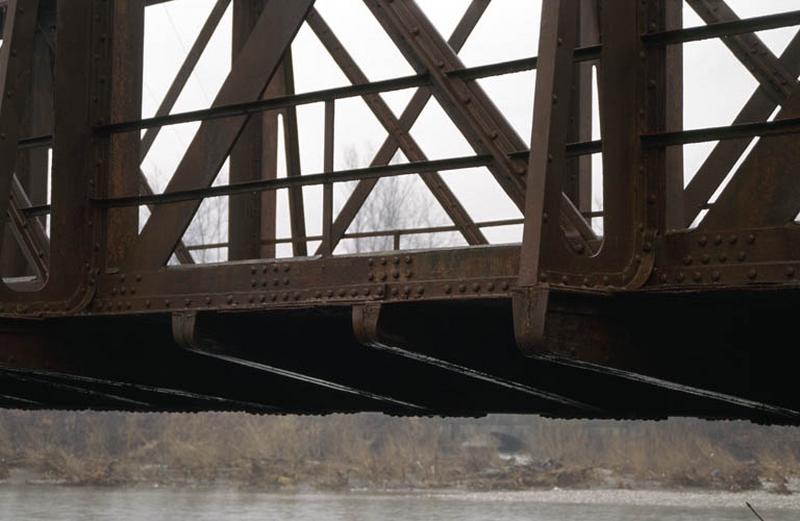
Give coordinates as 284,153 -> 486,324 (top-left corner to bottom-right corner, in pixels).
184,218 -> 527,252
643,9 -> 800,46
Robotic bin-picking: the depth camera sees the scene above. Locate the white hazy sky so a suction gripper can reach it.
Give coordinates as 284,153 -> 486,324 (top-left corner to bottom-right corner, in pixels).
138,1 -> 800,259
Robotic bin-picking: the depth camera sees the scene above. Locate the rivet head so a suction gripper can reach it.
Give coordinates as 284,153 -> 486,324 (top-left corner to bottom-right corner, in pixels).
711,271 -> 720,282
444,284 -> 452,294
472,283 -> 480,292
368,272 -> 375,281
642,242 -> 653,253
719,253 -> 728,263
747,234 -> 756,245
747,269 -> 758,280
404,256 -> 412,264
714,235 -> 723,246
729,234 -> 738,245
602,275 -> 610,285
683,255 -> 693,266
561,275 -> 569,284
659,273 -> 668,283
676,272 -> 685,282
698,235 -> 708,247
701,254 -> 710,264
737,251 -> 746,262
786,266 -> 796,278
692,272 -> 702,282
458,285 -> 466,293
487,282 -> 495,291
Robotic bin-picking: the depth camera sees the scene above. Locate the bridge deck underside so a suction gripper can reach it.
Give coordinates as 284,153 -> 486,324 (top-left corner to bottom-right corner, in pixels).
1,288 -> 797,424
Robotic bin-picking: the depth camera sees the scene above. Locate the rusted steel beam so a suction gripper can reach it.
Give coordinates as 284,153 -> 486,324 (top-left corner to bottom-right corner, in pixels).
123,0 -> 315,270
229,0 -> 268,261
106,0 -> 144,267
307,7 -> 487,250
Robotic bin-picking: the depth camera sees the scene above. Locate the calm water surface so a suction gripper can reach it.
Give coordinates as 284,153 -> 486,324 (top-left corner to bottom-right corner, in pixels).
1,486 -> 799,520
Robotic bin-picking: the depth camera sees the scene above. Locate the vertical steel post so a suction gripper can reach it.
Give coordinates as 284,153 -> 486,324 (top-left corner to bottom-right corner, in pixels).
322,100 -> 334,256
106,0 -> 144,267
229,0 -> 267,261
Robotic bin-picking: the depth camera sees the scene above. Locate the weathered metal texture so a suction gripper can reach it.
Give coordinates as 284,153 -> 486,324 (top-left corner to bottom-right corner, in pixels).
1,0 -> 800,421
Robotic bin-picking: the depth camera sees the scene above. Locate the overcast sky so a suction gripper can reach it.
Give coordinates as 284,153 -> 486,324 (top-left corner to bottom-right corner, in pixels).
138,1 -> 800,258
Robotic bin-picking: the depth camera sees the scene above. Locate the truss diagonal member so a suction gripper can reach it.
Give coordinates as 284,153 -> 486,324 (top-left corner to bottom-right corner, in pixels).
317,0 -> 490,254
307,8 -> 487,250
137,0 -> 231,264
0,0 -> 39,272
687,0 -> 796,106
683,9 -> 800,225
699,87 -> 800,229
8,174 -> 49,279
124,0 -> 315,270
280,50 -> 309,257
364,0 -> 598,252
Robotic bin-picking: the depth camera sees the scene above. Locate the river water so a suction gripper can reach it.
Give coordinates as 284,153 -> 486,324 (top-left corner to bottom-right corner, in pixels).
1,486 -> 799,520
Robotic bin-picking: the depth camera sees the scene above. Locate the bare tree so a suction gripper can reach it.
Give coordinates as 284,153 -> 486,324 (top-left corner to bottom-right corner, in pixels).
340,146 -> 457,254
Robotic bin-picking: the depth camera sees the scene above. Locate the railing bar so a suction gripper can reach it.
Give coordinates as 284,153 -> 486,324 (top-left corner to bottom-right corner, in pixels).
643,9 -> 800,46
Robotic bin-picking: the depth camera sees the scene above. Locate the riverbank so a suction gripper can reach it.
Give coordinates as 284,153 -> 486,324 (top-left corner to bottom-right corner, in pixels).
1,454 -> 796,494
1,411 -> 798,494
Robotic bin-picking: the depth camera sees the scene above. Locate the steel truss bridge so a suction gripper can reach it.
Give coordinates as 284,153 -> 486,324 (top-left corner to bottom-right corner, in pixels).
0,0 -> 799,422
